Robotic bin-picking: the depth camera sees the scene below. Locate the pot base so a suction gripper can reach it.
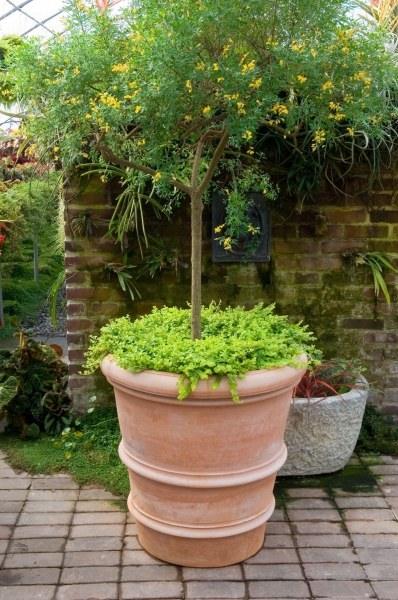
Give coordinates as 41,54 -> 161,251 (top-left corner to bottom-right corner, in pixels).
133,512 -> 266,567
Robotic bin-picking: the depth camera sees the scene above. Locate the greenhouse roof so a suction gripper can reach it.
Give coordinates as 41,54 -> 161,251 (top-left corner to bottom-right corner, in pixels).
0,0 -> 66,38
0,0 -> 128,39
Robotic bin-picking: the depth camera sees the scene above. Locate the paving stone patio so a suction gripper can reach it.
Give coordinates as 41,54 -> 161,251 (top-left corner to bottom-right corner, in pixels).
0,451 -> 397,599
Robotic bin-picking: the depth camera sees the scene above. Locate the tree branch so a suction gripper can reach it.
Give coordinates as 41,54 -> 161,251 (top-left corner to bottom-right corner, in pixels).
125,125 -> 141,140
94,135 -> 191,195
197,130 -> 230,196
181,113 -> 227,139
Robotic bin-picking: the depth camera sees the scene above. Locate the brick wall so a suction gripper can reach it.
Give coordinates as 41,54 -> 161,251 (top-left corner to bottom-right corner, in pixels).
65,171 -> 398,417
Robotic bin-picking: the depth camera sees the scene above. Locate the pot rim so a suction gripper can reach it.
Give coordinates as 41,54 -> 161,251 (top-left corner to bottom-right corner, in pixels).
292,375 -> 369,404
101,353 -> 307,405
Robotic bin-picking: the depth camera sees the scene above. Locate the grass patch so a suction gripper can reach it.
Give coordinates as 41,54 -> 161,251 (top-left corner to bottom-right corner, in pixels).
0,405 -> 130,498
356,403 -> 398,456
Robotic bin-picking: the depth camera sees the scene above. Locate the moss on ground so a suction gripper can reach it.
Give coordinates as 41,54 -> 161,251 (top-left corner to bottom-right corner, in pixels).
0,405 -> 130,498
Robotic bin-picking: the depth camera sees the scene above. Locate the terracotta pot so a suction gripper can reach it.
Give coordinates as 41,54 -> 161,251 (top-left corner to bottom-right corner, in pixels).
101,356 -> 306,567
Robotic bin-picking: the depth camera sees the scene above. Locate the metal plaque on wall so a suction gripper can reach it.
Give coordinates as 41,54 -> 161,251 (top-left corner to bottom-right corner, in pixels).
212,192 -> 271,262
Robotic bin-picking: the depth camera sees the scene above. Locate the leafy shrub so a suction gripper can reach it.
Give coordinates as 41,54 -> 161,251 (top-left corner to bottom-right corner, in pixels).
0,334 -> 72,438
356,404 -> 398,455
85,303 -> 315,402
295,359 -> 367,402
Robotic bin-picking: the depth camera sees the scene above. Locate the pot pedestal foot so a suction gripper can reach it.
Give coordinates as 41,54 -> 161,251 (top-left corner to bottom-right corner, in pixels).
135,519 -> 266,568
127,493 -> 267,567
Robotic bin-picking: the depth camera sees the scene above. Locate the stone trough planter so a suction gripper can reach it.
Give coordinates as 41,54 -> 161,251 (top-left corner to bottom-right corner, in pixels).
279,381 -> 368,477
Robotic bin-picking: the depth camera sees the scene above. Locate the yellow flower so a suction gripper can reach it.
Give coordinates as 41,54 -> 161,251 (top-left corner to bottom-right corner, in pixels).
112,63 -> 129,72
279,60 -> 284,66
243,130 -> 252,139
213,63 -> 219,71
271,102 -> 289,116
54,147 -> 59,152
247,147 -> 254,155
135,105 -> 142,113
347,127 -> 355,136
152,172 -> 162,182
214,224 -> 225,233
223,237 -> 232,250
73,66 -> 80,76
184,115 -> 192,122
203,106 -> 211,114
297,75 -> 307,84
85,114 -> 92,119
242,60 -> 255,75
322,81 -> 333,92
249,77 -> 262,90
310,49 -> 317,57
196,61 -> 205,71
186,80 -> 192,93
100,175 -> 106,182
237,102 -> 246,115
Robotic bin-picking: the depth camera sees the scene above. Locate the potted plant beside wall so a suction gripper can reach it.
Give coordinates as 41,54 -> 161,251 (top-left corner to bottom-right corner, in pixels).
281,360 -> 369,477
10,0 -> 397,566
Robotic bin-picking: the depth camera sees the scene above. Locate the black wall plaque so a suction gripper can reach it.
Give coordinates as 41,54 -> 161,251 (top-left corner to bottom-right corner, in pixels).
212,192 -> 271,262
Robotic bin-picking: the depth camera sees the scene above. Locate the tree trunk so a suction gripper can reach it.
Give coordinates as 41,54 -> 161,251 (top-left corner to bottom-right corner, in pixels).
33,237 -> 39,282
191,192 -> 203,340
0,266 -> 3,328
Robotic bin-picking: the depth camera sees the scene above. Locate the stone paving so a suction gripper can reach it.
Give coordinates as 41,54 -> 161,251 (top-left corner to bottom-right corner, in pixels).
0,451 -> 398,599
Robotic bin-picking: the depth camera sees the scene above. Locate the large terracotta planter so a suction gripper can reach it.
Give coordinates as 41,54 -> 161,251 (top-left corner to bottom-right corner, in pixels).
101,356 -> 305,567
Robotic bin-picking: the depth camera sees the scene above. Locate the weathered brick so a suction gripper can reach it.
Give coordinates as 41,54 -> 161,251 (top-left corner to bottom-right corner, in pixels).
303,562 -> 366,580
122,565 -> 179,582
245,548 -> 299,564
120,581 -> 182,599
186,581 -> 245,599
60,566 -> 119,584
67,318 -> 94,332
0,567 -> 60,585
66,303 -> 85,316
343,318 -> 384,330
322,240 -> 366,253
65,537 -> 123,552
56,583 -> 118,600
275,241 -> 320,254
0,586 -> 56,600
65,272 -> 87,285
248,580 -> 310,598
298,548 -> 357,563
64,551 -> 121,567
324,209 -> 368,223
309,581 -> 374,598
345,224 -> 389,238
3,552 -> 63,569
8,539 -> 66,554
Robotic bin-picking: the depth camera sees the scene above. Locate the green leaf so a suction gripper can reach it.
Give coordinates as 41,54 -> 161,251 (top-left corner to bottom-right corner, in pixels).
87,407 -> 95,414
65,451 -> 72,459
53,442 -> 61,449
0,376 -> 19,409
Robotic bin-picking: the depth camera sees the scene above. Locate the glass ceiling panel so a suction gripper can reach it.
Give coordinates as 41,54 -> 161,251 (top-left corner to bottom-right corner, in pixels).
0,0 -> 129,38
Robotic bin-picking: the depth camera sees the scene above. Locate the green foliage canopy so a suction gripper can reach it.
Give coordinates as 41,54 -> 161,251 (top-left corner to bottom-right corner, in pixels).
8,0 -> 398,181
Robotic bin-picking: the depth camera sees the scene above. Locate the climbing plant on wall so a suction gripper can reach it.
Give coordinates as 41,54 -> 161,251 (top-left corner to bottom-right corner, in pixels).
8,0 -> 398,338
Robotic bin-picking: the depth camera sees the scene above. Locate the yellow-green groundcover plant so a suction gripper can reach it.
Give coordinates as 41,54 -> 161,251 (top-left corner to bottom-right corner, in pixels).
84,304 -> 316,402
8,0 -> 398,337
